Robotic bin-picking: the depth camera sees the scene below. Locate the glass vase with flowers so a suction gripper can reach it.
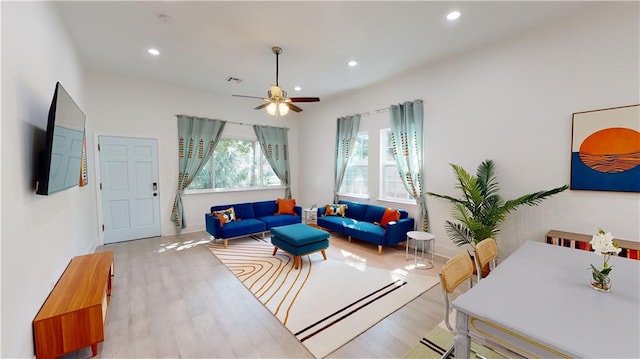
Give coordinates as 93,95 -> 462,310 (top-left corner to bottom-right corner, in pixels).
588,229 -> 621,292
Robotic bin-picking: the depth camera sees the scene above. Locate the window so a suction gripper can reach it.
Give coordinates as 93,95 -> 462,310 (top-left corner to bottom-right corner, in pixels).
380,129 -> 413,202
187,138 -> 281,191
339,132 -> 369,196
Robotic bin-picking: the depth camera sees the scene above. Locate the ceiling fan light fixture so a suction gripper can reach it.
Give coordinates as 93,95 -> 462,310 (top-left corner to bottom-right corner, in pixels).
266,102 -> 289,116
266,102 -> 277,116
278,103 -> 289,116
233,46 -> 320,114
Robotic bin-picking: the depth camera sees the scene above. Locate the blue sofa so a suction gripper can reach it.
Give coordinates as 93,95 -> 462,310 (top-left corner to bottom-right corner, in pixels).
205,200 -> 302,247
316,200 -> 415,254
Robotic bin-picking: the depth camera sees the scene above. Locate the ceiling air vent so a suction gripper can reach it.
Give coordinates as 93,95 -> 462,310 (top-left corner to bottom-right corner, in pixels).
225,76 -> 242,83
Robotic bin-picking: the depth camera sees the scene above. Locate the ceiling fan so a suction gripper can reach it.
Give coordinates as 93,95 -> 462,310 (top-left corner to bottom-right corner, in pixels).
233,46 -> 320,116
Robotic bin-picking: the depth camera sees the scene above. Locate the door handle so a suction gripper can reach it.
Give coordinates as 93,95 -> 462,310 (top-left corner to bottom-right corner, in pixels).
153,182 -> 158,190
153,193 -> 158,197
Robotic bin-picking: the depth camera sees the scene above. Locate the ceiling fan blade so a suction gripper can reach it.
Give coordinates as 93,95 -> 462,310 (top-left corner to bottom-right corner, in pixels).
233,94 -> 265,100
286,103 -> 303,112
254,103 -> 270,110
288,97 -> 320,103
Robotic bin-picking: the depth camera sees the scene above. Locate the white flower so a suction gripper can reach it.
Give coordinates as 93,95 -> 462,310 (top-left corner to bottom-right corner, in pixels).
590,230 -> 622,256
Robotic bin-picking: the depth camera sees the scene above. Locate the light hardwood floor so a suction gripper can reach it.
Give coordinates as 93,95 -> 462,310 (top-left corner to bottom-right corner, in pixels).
66,231 -> 469,359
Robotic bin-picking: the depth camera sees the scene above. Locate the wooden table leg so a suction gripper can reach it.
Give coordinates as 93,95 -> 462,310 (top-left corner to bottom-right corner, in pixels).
272,247 -> 278,256
321,249 -> 327,260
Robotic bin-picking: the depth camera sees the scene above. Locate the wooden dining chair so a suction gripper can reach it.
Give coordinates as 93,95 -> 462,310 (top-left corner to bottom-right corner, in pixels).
474,238 -> 498,282
439,252 -> 475,358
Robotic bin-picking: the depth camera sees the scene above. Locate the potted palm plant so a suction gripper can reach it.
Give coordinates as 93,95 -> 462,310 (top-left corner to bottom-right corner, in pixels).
428,159 -> 568,249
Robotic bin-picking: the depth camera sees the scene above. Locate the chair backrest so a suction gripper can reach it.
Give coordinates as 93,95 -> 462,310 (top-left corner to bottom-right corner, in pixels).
440,252 -> 474,294
475,238 -> 498,281
476,238 -> 498,268
439,252 -> 474,334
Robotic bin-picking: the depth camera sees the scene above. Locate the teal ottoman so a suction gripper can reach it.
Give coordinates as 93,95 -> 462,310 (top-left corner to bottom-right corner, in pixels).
270,223 -> 329,269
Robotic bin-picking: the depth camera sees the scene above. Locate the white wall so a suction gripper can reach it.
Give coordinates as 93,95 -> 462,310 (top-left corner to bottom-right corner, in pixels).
300,2 -> 640,259
85,71 -> 302,237
1,2 -> 98,357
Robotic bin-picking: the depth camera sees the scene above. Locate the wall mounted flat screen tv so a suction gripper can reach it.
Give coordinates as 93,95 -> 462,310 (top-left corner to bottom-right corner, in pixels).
36,82 -> 86,195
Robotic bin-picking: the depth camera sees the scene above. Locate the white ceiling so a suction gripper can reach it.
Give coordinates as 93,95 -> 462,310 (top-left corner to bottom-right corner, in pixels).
54,1 -> 594,103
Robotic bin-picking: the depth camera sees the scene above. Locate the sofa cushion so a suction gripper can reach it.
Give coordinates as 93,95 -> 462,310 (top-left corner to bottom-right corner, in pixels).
212,207 -> 236,226
339,200 -> 368,221
317,215 -> 358,232
276,198 -> 297,215
346,222 -> 385,244
232,203 -> 256,220
220,218 -> 265,238
253,200 -> 278,217
380,208 -> 400,228
258,214 -> 301,230
364,205 -> 387,224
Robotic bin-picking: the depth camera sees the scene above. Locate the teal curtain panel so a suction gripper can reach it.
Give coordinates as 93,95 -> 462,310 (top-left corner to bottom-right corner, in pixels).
171,115 -> 226,232
389,99 -> 429,231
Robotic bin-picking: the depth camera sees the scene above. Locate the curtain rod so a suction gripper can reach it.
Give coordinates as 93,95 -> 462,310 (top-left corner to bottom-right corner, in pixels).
373,99 -> 424,115
355,107 -> 387,118
366,99 -> 424,116
226,120 -> 289,130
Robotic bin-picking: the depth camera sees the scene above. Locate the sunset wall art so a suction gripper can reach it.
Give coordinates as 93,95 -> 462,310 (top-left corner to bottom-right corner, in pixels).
571,104 -> 640,192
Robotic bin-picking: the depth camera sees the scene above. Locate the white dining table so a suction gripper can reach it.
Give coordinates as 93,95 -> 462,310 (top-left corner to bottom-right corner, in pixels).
452,240 -> 640,359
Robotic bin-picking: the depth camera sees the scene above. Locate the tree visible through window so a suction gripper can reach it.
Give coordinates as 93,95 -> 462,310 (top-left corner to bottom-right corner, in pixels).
340,132 -> 369,196
187,138 -> 281,191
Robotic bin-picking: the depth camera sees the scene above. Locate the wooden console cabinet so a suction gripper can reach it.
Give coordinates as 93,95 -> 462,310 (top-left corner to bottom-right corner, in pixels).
33,251 -> 114,359
546,230 -> 640,259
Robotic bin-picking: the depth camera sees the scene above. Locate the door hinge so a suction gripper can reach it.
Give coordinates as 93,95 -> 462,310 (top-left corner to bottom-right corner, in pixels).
100,183 -> 102,190
98,143 -> 101,151
102,224 -> 105,231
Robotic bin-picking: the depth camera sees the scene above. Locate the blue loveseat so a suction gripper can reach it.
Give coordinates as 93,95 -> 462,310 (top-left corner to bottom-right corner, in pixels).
205,200 -> 302,247
316,200 -> 415,254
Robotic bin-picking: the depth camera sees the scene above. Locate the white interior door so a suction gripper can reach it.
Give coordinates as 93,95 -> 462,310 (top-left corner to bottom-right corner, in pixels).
99,136 -> 160,244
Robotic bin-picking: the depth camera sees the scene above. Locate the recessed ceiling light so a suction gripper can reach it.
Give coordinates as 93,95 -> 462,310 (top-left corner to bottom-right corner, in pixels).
294,86 -> 302,91
446,11 -> 461,21
148,48 -> 160,56
348,60 -> 358,67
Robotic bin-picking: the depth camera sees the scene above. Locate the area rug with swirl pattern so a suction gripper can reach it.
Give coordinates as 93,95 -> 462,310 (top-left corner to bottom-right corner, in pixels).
207,235 -> 439,358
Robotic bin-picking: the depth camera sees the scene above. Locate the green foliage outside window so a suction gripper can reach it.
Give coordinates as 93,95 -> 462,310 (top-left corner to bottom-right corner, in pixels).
187,138 -> 280,190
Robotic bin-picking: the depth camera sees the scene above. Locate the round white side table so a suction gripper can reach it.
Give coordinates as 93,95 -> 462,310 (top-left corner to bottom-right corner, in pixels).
405,231 -> 435,269
303,208 -> 318,226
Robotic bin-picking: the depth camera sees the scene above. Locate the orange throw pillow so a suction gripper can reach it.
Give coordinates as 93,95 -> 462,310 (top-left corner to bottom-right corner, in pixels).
380,208 -> 400,228
276,198 -> 296,215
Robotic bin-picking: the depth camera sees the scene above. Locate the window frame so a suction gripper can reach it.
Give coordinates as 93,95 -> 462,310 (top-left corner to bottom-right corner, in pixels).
379,128 -> 415,204
338,131 -> 369,198
184,136 -> 284,194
